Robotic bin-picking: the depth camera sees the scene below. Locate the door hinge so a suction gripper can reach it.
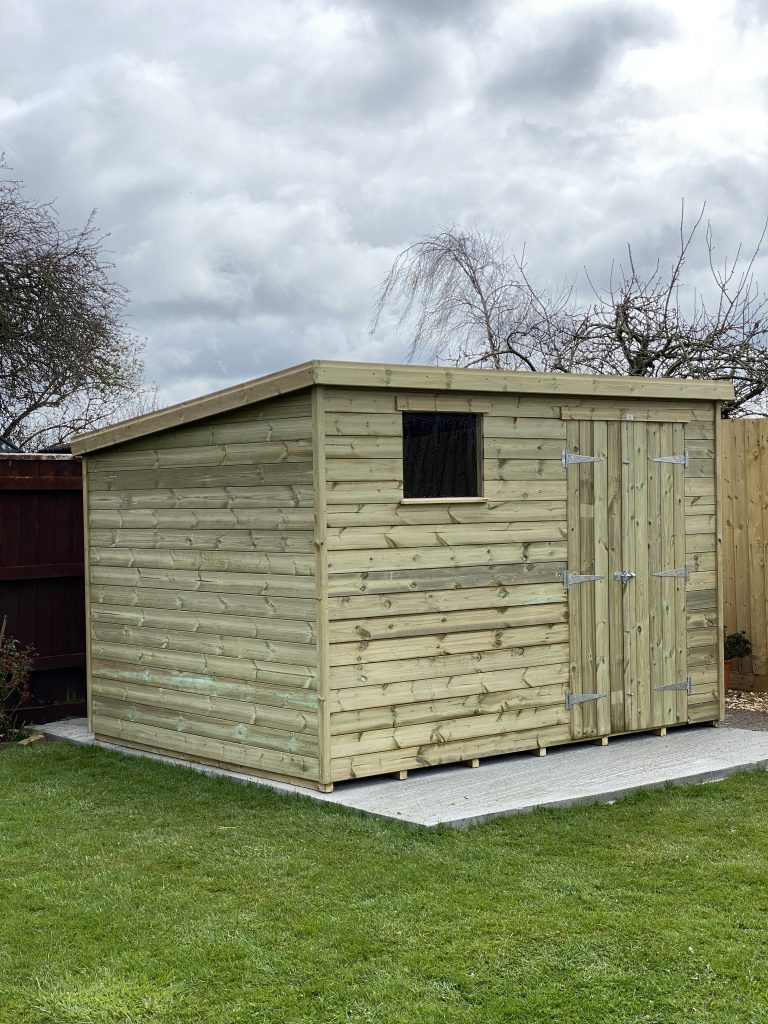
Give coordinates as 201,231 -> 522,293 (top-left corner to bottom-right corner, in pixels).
563,571 -> 605,590
653,565 -> 690,581
565,691 -> 606,710
654,677 -> 692,694
651,451 -> 689,467
562,450 -> 605,469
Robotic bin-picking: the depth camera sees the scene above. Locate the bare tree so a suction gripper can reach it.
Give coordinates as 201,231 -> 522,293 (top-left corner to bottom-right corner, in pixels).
0,161 -> 152,450
372,208 -> 768,416
370,228 -> 576,372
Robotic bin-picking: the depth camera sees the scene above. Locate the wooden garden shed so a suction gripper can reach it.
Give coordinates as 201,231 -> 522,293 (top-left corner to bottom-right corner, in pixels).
71,361 -> 732,791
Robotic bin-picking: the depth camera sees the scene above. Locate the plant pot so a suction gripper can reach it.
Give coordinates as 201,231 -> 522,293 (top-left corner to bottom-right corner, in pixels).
724,659 -> 733,694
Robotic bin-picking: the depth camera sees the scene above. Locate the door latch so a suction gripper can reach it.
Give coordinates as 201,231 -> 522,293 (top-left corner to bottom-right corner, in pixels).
613,570 -> 637,583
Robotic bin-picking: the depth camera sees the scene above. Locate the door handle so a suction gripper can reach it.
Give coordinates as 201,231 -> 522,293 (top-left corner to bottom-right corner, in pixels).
613,571 -> 637,583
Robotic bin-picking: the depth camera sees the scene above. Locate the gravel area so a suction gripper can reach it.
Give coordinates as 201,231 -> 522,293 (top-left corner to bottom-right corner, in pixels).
725,690 -> 768,732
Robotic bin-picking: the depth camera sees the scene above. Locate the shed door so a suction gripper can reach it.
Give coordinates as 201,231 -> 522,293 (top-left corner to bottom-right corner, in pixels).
565,420 -> 688,739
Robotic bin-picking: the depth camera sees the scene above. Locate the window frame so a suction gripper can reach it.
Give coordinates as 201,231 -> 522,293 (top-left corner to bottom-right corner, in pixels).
399,408 -> 486,504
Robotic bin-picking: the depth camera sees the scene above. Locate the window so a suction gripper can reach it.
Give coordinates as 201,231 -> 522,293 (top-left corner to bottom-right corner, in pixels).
402,412 -> 482,499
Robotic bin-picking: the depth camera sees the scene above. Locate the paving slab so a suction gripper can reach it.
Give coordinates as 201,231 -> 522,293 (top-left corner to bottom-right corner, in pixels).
39,718 -> 768,829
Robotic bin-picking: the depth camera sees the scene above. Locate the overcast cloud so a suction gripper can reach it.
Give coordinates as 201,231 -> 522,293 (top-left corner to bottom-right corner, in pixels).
2,0 -> 767,405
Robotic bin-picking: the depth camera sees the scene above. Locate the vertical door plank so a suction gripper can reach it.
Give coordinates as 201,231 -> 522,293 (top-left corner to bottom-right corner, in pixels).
646,423 -> 667,726
672,423 -> 689,723
607,423 -> 625,733
658,424 -> 677,723
566,421 -> 584,739
633,424 -> 651,731
592,421 -> 611,737
621,423 -> 637,731
578,420 -> 597,737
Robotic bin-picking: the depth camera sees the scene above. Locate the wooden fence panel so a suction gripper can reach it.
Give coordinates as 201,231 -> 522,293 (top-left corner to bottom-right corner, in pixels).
722,420 -> 768,678
0,455 -> 86,720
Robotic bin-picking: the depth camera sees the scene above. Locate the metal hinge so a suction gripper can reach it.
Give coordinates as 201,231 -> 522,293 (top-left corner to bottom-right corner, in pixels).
651,451 -> 689,467
563,571 -> 604,590
562,450 -> 605,469
654,677 -> 692,695
653,565 -> 690,581
565,691 -> 606,710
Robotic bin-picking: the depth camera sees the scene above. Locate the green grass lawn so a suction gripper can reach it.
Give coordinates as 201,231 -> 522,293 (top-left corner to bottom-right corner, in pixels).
2,743 -> 768,1024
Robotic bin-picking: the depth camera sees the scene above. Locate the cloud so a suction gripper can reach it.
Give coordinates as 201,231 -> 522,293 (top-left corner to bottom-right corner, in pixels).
484,2 -> 672,105
334,0 -> 495,30
0,0 -> 766,407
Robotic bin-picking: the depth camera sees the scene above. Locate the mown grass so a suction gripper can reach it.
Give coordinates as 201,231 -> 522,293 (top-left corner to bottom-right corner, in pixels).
2,742 -> 768,1023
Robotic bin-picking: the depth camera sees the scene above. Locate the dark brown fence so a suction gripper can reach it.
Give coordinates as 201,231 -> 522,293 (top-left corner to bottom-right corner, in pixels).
0,455 -> 86,721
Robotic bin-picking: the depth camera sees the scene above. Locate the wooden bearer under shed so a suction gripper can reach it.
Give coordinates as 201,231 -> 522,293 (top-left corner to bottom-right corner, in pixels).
71,361 -> 731,791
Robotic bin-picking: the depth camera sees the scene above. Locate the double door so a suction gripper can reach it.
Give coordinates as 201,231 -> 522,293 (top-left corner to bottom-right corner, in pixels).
565,419 -> 688,738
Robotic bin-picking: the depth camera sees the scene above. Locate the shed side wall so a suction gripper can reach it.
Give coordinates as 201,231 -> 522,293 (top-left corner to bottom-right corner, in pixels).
84,390 -> 321,785
324,387 -> 720,782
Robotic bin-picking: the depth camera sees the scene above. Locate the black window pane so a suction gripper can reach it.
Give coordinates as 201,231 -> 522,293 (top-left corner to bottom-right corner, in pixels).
402,412 -> 480,498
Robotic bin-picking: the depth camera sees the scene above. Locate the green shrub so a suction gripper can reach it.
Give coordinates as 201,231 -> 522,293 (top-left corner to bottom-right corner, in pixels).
724,629 -> 752,660
0,628 -> 35,740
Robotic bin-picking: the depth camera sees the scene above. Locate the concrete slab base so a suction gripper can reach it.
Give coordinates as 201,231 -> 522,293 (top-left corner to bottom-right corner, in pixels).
40,718 -> 768,829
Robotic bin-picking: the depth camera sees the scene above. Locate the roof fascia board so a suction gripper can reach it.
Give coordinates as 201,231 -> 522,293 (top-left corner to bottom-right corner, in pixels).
71,362 -> 320,454
312,361 -> 735,402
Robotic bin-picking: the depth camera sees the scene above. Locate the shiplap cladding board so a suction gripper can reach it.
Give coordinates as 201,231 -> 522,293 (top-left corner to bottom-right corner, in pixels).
324,387 -> 722,783
85,390 -> 322,786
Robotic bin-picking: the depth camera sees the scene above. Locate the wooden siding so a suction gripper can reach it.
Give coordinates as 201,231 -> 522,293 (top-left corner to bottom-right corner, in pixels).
81,373 -> 723,790
85,390 -> 322,786
722,419 -> 768,678
323,387 -> 721,782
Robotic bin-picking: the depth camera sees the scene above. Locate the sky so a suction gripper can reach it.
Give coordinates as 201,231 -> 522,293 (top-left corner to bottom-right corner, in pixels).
2,0 -> 767,407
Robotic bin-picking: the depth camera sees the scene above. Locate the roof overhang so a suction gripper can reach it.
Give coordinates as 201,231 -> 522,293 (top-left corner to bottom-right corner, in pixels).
71,359 -> 735,455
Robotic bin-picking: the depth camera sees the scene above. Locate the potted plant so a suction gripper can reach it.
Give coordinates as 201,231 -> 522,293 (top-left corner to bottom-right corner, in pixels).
723,629 -> 752,692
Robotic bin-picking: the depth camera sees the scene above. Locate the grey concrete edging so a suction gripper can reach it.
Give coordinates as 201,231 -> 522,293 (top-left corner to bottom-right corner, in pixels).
39,718 -> 768,829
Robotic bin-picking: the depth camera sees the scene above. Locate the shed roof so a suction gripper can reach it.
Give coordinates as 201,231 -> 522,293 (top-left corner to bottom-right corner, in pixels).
71,359 -> 734,455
